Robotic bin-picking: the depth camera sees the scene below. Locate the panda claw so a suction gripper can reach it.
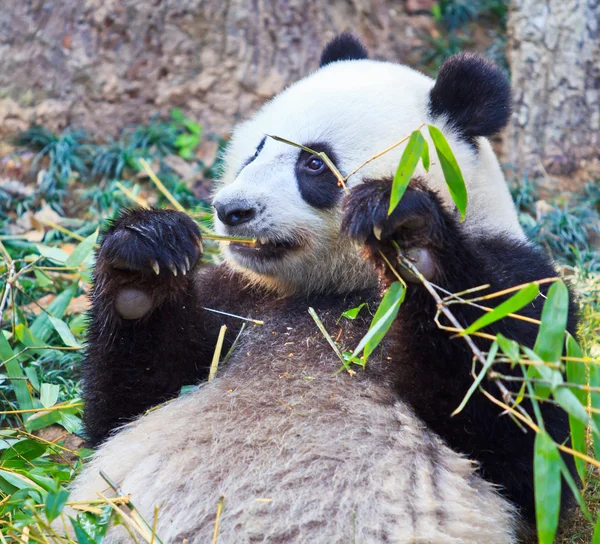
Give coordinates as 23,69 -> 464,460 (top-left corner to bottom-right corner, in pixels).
184,256 -> 191,272
373,225 -> 383,241
169,263 -> 178,277
151,260 -> 160,275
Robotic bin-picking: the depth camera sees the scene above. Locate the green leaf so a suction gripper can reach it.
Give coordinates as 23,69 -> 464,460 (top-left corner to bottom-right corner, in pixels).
170,108 -> 184,122
554,387 -> 597,435
25,365 -> 39,392
58,412 -> 83,434
593,513 -> 600,544
35,244 -> 69,264
453,340 -> 498,416
565,333 -> 587,480
534,280 -> 569,364
0,333 -> 34,413
0,439 -> 47,462
30,283 -> 77,342
0,469 -> 44,492
65,230 -> 98,268
421,138 -> 430,171
462,283 -> 539,336
523,346 -> 598,435
183,118 -> 202,136
15,323 -> 43,347
40,383 -> 60,408
71,505 -> 112,544
388,130 -> 426,215
48,315 -> 82,348
496,332 -> 520,364
352,282 -> 405,363
45,488 -> 70,523
534,432 -> 561,544
340,303 -> 367,320
174,133 -> 200,150
33,269 -> 53,288
591,352 -> 600,456
556,450 -> 592,522
25,400 -> 82,433
71,518 -> 97,544
427,125 -> 468,220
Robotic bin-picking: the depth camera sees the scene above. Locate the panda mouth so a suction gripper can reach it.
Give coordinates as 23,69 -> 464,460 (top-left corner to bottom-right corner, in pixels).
229,237 -> 300,259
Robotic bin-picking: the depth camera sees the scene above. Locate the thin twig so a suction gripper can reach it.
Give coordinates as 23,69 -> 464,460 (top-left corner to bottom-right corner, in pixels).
212,495 -> 225,544
208,325 -> 227,382
344,123 -> 426,181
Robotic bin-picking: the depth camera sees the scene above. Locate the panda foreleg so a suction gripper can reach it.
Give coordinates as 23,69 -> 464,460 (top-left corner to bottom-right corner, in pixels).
83,208 -> 224,445
342,178 -> 578,526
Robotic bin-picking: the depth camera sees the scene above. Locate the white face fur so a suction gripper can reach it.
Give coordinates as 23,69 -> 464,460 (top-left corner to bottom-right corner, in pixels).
212,58 -> 525,296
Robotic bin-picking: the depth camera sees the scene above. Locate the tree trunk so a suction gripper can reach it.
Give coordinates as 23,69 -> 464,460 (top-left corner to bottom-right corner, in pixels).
0,1 -> 433,145
504,0 -> 600,183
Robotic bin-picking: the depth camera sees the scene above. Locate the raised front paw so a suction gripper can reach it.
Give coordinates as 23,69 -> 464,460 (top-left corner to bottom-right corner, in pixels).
98,208 -> 202,279
342,179 -> 445,282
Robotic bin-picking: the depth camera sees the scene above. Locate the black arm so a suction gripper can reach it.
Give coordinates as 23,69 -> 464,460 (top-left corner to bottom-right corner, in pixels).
343,179 -> 578,524
83,208 -> 240,445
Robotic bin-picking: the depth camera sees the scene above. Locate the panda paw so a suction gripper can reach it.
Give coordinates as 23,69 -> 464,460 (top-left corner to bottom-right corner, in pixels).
97,208 -> 202,280
342,179 -> 445,282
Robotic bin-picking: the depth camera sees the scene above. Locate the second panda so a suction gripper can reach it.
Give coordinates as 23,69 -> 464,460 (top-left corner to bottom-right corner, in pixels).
64,34 -> 577,543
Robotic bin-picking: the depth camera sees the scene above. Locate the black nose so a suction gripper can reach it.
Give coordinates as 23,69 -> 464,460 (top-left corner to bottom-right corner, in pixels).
214,201 -> 256,227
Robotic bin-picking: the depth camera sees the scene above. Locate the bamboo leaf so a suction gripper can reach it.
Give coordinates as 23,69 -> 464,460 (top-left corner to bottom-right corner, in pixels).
565,333 -> 587,480
462,283 -> 539,336
496,332 -> 520,364
388,130 -> 425,215
340,303 -> 367,320
48,315 -> 82,348
453,340 -> 498,416
352,282 -> 405,363
45,488 -> 70,523
30,283 -> 77,342
40,383 -> 60,409
427,125 -> 468,220
534,432 -> 561,544
35,244 -> 69,264
591,354 -> 600,454
0,333 -> 34,413
534,280 -> 569,363
421,138 -> 430,171
556,450 -> 592,522
593,513 -> 600,544
523,346 -> 598,435
65,230 -> 98,268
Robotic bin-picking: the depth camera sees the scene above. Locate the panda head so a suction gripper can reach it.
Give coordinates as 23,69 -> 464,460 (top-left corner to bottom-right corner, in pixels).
212,33 -> 522,295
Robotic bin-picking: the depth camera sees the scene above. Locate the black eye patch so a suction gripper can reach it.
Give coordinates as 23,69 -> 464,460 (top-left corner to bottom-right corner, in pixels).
238,136 -> 267,174
295,143 -> 341,209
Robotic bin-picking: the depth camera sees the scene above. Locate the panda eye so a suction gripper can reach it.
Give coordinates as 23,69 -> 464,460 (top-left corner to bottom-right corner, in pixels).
305,155 -> 325,173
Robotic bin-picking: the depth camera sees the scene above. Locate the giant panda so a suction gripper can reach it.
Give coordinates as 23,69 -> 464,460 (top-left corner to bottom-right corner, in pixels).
61,34 -> 578,543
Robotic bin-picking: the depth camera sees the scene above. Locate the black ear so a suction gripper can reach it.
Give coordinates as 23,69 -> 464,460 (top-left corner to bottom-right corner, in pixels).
428,53 -> 511,140
320,33 -> 368,67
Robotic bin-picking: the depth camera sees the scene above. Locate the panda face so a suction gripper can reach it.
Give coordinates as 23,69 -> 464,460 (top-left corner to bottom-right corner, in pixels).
212,46 -> 523,295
